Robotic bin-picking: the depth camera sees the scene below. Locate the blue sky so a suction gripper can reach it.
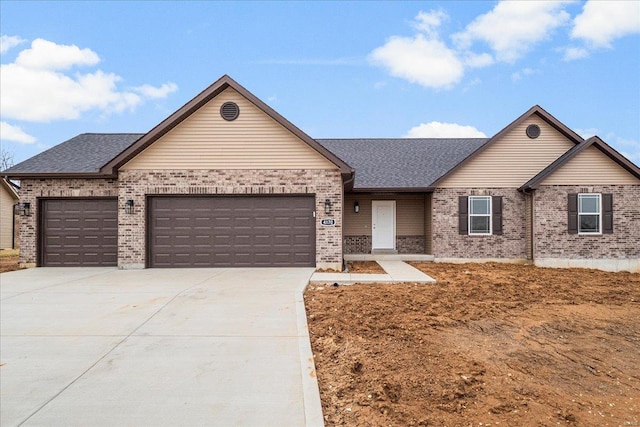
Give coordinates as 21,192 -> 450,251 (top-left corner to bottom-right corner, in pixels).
1,1 -> 639,166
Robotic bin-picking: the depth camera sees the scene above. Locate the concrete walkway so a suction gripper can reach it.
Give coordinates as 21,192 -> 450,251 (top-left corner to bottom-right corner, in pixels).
0,267 -> 322,427
310,260 -> 436,284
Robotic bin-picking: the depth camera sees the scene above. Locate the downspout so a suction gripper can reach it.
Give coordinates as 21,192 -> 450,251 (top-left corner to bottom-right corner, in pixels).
523,188 -> 535,263
12,202 -> 18,249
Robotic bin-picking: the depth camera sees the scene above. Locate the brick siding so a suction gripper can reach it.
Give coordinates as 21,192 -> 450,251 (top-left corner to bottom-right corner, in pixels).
118,169 -> 343,269
431,188 -> 527,259
533,185 -> 640,259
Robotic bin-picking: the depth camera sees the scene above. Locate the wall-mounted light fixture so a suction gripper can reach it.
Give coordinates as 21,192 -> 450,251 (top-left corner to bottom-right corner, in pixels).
20,202 -> 31,217
354,201 -> 360,213
125,199 -> 134,215
324,199 -> 331,215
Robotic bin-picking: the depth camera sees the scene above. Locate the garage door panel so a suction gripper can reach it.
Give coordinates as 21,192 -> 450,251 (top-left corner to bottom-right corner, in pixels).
41,199 -> 117,267
149,196 -> 315,267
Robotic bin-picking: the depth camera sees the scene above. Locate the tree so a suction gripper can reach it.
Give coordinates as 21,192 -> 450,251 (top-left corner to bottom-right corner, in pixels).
1,148 -> 15,171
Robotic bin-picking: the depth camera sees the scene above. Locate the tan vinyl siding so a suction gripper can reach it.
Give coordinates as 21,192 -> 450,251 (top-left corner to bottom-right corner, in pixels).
344,193 -> 425,236
122,88 -> 336,170
440,115 -> 575,188
0,185 -> 16,249
540,145 -> 640,185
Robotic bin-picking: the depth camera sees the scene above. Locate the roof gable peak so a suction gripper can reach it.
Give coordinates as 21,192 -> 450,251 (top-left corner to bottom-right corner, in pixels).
101,74 -> 352,176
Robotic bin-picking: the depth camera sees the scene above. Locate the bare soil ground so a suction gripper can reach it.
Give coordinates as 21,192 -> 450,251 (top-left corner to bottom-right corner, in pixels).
347,261 -> 385,274
317,261 -> 385,274
305,262 -> 640,427
0,249 -> 20,273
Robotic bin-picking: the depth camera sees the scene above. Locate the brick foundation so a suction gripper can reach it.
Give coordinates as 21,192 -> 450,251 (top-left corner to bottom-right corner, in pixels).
344,235 -> 425,254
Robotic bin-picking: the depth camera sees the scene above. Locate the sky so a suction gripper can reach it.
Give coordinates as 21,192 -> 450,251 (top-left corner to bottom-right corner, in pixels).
1,1 -> 639,167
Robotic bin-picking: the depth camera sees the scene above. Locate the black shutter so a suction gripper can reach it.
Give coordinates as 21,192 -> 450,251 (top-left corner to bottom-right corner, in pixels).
568,193 -> 578,234
602,193 -> 613,234
492,196 -> 503,235
458,196 -> 468,235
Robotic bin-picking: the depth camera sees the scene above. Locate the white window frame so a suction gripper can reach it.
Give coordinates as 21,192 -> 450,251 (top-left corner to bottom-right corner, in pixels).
468,196 -> 492,235
578,193 -> 602,235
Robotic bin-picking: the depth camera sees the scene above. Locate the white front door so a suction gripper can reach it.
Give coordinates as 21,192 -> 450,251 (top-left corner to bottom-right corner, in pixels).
372,200 -> 395,250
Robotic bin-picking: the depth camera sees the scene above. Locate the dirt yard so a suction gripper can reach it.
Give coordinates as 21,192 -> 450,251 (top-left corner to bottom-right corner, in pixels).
0,249 -> 20,273
305,262 -> 640,426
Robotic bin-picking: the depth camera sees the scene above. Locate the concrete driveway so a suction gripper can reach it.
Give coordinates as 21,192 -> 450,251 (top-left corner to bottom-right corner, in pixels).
0,267 -> 322,427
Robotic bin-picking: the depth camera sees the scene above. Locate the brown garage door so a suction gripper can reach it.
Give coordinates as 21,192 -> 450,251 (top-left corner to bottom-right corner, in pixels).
148,196 -> 315,267
40,198 -> 118,266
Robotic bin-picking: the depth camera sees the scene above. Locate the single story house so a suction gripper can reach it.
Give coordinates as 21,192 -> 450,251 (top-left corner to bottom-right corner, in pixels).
3,75 -> 639,272
0,178 -> 19,249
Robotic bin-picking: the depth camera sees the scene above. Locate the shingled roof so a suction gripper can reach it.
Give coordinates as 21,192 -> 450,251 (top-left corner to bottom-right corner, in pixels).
3,133 -> 143,176
317,138 -> 488,190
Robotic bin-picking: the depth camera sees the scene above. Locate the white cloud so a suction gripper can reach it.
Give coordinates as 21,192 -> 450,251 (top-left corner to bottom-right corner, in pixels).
0,38 -> 178,122
511,67 -> 536,82
412,9 -> 448,38
563,47 -> 590,61
574,127 -> 599,139
405,121 -> 487,138
133,82 -> 178,99
369,10 -> 463,89
0,121 -> 36,144
15,38 -> 100,70
0,35 -> 26,54
611,135 -> 640,166
463,52 -> 494,68
571,1 -> 640,48
453,1 -> 571,63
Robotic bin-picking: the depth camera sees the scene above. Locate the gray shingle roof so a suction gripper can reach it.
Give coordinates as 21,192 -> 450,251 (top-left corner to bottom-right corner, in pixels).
4,133 -> 488,190
3,133 -> 143,174
317,138 -> 488,189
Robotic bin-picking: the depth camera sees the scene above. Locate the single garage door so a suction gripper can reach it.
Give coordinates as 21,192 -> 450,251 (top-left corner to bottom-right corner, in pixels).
149,196 -> 316,267
40,198 -> 118,266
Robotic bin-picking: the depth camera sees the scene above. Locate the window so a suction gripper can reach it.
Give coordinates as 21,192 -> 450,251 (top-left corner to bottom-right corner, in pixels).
469,196 -> 492,235
459,195 -> 503,236
578,193 -> 601,234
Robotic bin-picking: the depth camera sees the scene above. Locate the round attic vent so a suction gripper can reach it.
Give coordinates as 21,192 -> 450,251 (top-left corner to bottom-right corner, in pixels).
526,124 -> 541,139
220,102 -> 240,121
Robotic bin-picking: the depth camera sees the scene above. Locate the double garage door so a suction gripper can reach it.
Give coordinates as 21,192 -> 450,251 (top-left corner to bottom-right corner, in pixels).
40,196 -> 316,268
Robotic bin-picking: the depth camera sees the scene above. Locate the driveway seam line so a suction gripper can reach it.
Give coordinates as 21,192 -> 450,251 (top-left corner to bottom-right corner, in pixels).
16,274 -> 217,426
1,268 -> 118,301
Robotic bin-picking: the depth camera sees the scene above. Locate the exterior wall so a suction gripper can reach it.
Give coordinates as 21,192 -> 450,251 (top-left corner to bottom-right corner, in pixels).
122,88 -> 334,170
439,115 -> 575,188
17,178 -> 118,266
118,169 -> 343,270
541,146 -> 640,185
431,188 -> 527,259
343,193 -> 426,254
533,185 -> 640,270
0,183 -> 18,249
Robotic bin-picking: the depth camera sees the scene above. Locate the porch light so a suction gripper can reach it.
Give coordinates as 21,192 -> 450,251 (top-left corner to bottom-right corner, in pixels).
354,201 -> 360,213
125,199 -> 134,214
20,202 -> 31,217
324,199 -> 331,215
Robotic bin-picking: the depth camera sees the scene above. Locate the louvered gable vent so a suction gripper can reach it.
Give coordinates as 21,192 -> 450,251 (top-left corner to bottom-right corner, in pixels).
220,101 -> 240,121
